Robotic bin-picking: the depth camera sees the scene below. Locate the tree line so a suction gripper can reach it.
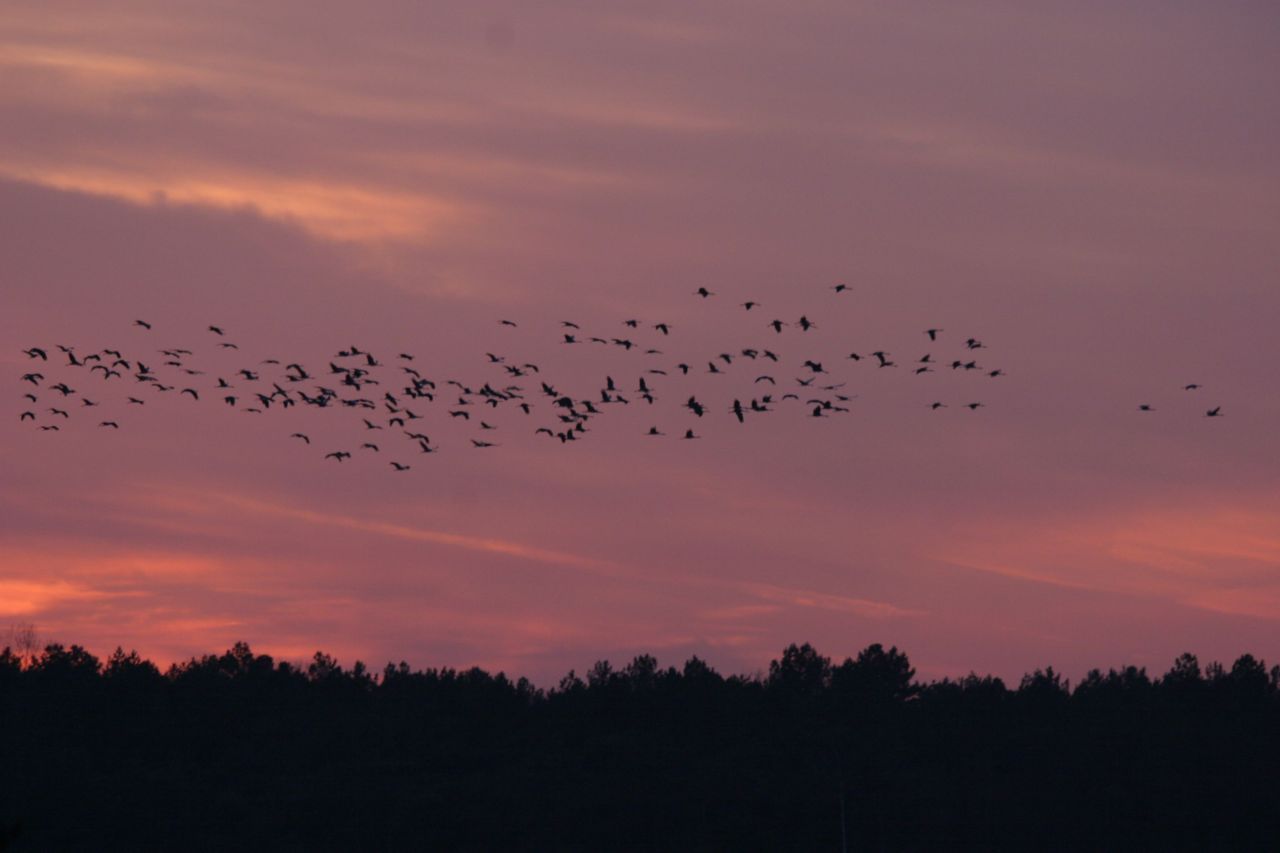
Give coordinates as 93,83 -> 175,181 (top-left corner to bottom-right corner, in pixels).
2,639 -> 1278,850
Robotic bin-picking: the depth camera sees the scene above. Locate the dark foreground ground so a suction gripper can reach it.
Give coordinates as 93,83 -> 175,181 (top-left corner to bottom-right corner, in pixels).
2,641 -> 1278,851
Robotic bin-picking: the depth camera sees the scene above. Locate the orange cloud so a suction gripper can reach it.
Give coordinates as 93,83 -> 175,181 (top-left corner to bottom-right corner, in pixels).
0,578 -> 120,616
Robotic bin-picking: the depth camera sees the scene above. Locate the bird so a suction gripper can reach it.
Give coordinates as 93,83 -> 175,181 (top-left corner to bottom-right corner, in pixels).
929,402 -> 947,410
1183,384 -> 1201,391
926,328 -> 943,341
19,412 -> 34,421
696,287 -> 714,298
647,426 -> 665,436
23,347 -> 48,360
1138,405 -> 1154,412
209,325 -> 224,335
966,402 -> 984,410
682,429 -> 699,439
742,301 -> 759,311
1205,407 -> 1222,417
325,451 -> 351,461
99,421 -> 119,428
797,316 -> 815,331
134,320 -> 152,330
390,462 -> 410,471
833,283 -> 849,293
290,433 -> 311,444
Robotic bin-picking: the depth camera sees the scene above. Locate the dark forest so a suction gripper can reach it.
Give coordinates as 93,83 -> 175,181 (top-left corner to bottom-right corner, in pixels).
2,641 -> 1278,851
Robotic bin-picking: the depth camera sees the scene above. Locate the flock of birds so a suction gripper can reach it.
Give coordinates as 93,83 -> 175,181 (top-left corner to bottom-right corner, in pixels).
16,284 -> 1224,472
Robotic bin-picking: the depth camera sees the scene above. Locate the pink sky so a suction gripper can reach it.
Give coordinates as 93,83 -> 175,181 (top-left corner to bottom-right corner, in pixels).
2,1 -> 1278,684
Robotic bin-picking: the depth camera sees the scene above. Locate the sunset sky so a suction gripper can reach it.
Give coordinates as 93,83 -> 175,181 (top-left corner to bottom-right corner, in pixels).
2,1 -> 1278,685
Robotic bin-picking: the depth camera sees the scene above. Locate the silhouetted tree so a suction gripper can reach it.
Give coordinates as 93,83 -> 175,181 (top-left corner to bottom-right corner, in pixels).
3,639 -> 1278,851
767,642 -> 831,695
831,643 -> 917,707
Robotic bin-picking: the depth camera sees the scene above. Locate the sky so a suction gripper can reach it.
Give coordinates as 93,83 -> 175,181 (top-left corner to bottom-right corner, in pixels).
2,1 -> 1278,685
